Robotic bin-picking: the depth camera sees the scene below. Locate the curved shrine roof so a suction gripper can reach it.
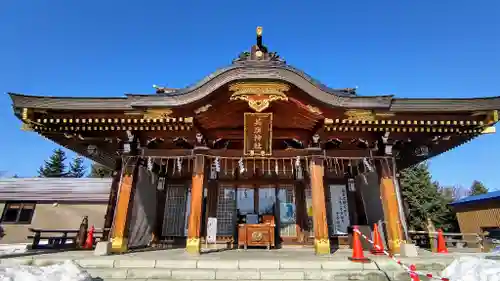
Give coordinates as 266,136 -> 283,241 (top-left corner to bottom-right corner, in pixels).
7,27 -> 500,112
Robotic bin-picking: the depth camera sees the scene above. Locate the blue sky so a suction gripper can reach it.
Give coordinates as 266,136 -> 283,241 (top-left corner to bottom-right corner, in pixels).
0,1 -> 498,190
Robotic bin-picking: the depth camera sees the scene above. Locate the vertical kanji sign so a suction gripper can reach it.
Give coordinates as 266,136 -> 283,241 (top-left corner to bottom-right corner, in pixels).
244,113 -> 272,156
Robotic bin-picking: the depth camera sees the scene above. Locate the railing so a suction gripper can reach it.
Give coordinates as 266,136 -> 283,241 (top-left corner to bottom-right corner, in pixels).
27,228 -> 109,250
408,230 -> 484,251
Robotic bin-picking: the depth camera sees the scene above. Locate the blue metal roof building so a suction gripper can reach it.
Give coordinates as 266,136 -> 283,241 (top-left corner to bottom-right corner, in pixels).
450,190 -> 500,206
450,190 -> 500,234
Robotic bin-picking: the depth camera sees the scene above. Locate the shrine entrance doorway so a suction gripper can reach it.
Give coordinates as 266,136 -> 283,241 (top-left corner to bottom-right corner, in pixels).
215,183 -> 299,246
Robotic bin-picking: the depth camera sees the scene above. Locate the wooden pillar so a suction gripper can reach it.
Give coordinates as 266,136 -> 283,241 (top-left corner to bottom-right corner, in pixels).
102,158 -> 122,241
152,178 -> 166,244
186,155 -> 205,254
206,181 -> 218,219
110,157 -> 140,253
294,182 -> 307,243
309,156 -> 330,255
377,158 -> 404,254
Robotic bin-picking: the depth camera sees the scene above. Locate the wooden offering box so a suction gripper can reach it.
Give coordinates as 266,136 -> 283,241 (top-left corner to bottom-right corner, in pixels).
238,216 -> 275,250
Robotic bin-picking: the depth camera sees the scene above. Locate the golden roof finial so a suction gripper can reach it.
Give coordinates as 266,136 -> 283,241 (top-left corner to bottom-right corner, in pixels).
256,26 -> 263,36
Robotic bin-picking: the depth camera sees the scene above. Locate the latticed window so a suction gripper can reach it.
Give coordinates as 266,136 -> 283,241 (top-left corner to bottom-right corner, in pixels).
216,185 -> 236,236
162,183 -> 189,237
278,185 -> 297,237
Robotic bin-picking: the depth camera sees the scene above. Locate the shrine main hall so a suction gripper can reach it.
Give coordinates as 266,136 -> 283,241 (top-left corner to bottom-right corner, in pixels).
9,27 -> 500,255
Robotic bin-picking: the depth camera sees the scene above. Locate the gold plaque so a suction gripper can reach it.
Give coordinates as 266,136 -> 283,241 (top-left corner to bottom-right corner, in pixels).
244,113 -> 272,156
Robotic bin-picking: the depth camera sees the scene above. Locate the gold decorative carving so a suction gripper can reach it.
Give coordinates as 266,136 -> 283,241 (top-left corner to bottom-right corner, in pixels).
306,105 -> 323,115
194,104 -> 212,114
345,109 -> 376,122
124,111 -> 143,116
314,238 -> 330,255
229,82 -> 289,112
486,110 -> 499,124
186,237 -> 201,254
251,232 -> 264,242
111,236 -> 128,253
21,108 -> 29,120
374,112 -> 395,118
143,108 -> 173,119
21,123 -> 34,131
482,126 -> 496,134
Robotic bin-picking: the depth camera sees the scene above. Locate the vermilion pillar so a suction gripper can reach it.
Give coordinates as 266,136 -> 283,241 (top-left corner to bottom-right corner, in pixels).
110,158 -> 139,253
378,159 -> 404,254
186,155 -> 205,254
309,156 -> 330,255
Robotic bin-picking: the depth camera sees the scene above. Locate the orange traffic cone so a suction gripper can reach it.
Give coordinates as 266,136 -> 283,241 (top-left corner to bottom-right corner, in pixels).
370,223 -> 384,255
84,225 -> 95,249
348,226 -> 370,263
436,229 -> 448,253
409,264 -> 421,281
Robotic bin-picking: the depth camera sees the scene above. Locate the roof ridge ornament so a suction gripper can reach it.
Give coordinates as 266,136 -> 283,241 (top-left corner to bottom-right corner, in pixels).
232,26 -> 286,65
153,84 -> 178,94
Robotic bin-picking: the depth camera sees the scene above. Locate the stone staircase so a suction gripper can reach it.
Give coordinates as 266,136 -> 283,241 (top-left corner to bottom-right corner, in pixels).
0,256 -> 451,281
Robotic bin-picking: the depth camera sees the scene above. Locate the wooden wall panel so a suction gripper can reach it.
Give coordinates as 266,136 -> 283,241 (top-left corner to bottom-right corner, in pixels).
454,199 -> 500,234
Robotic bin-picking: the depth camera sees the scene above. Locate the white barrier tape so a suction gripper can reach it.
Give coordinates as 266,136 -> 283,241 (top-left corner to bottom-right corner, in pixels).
353,228 -> 450,281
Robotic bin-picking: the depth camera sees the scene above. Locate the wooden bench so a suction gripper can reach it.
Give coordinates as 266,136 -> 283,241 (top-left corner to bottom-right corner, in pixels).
28,228 -> 105,250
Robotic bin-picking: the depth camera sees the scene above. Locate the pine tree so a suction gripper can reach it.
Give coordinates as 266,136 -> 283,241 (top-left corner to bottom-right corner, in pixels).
68,156 -> 87,178
469,180 -> 488,196
399,162 -> 458,231
89,162 -> 113,178
38,149 -> 68,178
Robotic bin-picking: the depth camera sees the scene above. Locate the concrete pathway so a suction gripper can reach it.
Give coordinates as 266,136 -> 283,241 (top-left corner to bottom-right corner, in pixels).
0,248 -> 498,281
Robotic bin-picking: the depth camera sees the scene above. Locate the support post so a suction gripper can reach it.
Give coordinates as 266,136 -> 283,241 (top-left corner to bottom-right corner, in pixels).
152,179 -> 166,244
377,158 -> 404,254
309,156 -> 330,255
110,157 -> 139,253
186,155 -> 205,254
102,158 -> 123,241
294,182 -> 307,243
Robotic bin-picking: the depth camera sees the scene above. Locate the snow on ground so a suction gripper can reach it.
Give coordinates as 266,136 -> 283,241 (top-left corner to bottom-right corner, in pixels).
0,261 -> 92,281
0,244 -> 28,256
442,256 -> 500,281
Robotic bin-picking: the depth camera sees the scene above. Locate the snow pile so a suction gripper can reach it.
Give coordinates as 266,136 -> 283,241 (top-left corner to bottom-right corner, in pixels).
492,246 -> 500,254
0,261 -> 92,281
441,256 -> 500,281
0,244 -> 28,256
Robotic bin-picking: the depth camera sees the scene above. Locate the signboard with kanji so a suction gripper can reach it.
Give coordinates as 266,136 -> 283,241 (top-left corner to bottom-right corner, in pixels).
244,113 -> 272,156
328,184 -> 351,235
